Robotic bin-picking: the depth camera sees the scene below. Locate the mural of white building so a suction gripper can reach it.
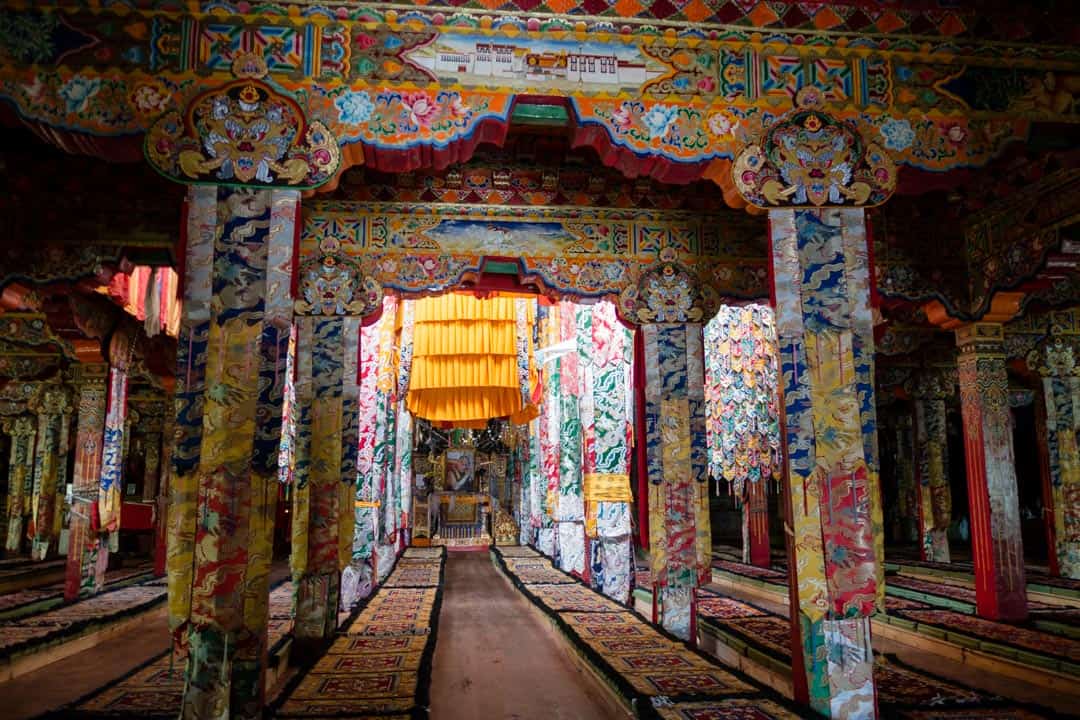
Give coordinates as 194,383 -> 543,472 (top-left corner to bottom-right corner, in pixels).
416,36 -> 656,89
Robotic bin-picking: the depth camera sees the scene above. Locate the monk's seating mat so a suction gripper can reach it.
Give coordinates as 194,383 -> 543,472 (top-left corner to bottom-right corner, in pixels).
272,547 -> 445,719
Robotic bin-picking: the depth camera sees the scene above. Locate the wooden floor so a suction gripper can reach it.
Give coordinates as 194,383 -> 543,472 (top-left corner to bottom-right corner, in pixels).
429,551 -> 625,720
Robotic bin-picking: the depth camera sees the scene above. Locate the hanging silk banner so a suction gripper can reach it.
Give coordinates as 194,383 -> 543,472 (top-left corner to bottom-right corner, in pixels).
375,295 -> 399,570
278,324 -> 298,485
582,301 -> 633,602
354,320 -> 380,564
396,301 -> 416,546
99,367 -> 128,535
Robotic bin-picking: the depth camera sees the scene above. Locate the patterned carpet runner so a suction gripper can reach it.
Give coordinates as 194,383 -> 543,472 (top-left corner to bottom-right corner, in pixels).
493,546 -> 804,720
885,574 -> 1069,614
710,556 -> 1080,663
0,573 -> 165,661
889,558 -> 1080,593
51,580 -> 296,719
693,587 -> 1061,717
0,563 -> 154,618
272,546 -> 445,719
887,607 -> 1080,665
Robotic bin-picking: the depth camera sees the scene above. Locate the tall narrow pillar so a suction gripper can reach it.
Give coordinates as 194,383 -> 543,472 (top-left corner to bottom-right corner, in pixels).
3,415 -> 36,553
168,185 -> 298,718
65,362 -> 109,601
911,371 -> 954,564
1028,337 -> 1080,579
154,404 -> 173,577
290,315 -> 360,650
642,320 -> 710,639
732,88 -> 896,717
953,320 -> 1027,619
627,251 -> 712,640
743,480 -> 770,567
30,385 -> 72,560
98,365 -> 128,553
142,431 -> 162,502
894,415 -> 919,544
769,208 -> 883,717
141,58 -> 340,718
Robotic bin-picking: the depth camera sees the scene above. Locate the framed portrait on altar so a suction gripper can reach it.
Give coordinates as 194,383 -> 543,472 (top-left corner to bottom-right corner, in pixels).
444,449 -> 475,492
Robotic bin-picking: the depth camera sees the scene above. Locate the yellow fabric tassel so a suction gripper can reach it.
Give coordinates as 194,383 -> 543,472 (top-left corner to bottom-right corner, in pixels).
583,473 -> 631,537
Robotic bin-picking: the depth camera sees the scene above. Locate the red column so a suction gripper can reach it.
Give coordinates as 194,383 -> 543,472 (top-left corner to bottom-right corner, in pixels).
745,480 -> 770,567
954,321 -> 1028,620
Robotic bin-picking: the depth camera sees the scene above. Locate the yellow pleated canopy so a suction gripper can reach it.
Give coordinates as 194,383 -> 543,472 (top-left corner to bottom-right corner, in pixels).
406,292 -> 537,426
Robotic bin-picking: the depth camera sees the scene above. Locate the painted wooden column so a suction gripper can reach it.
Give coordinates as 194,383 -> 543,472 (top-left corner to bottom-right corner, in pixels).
140,58 -> 339,717
154,403 -> 174,578
953,320 -> 1028,619
142,431 -> 162,502
910,370 -> 955,564
290,316 -> 361,651
167,185 -> 299,719
291,228 -> 375,615
65,362 -> 109,601
29,384 -> 73,560
769,207 -> 883,717
743,480 -> 770,568
732,88 -> 896,717
1027,337 -> 1080,579
98,366 -> 129,554
623,250 -> 712,641
893,413 -> 919,544
3,415 -> 36,553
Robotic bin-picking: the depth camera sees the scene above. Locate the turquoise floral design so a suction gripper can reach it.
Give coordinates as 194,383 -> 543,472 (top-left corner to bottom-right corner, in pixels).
335,89 -> 374,125
59,75 -> 101,114
879,118 -> 915,151
642,104 -> 678,139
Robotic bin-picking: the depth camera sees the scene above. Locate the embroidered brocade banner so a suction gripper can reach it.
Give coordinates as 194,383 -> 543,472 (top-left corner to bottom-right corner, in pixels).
167,186 -> 298,719
644,323 -> 711,600
770,208 -> 882,715
98,368 -> 128,538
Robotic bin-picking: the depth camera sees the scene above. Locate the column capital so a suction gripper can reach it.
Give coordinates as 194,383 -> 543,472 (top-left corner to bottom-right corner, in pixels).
906,366 -> 957,401
73,362 -> 109,387
955,322 -> 1007,357
32,384 -> 73,415
925,291 -> 1024,331
1026,334 -> 1080,379
145,53 -> 340,191
732,87 -> 896,209
2,414 -> 36,436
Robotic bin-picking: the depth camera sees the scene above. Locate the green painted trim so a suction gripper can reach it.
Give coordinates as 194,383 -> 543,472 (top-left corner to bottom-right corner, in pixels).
510,104 -> 569,126
887,585 -> 974,613
482,260 -> 520,275
1028,582 -> 1080,600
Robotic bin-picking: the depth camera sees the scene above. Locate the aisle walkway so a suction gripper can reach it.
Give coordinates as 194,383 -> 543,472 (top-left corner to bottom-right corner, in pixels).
430,552 -> 623,720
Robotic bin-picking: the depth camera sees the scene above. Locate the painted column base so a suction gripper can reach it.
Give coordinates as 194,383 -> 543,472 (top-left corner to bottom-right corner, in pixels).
4,518 -> 22,554
1057,540 -> 1079,580
661,585 -> 693,640
923,529 -> 951,564
801,615 -> 877,719
340,560 -> 374,609
183,626 -> 266,720
294,571 -> 341,649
